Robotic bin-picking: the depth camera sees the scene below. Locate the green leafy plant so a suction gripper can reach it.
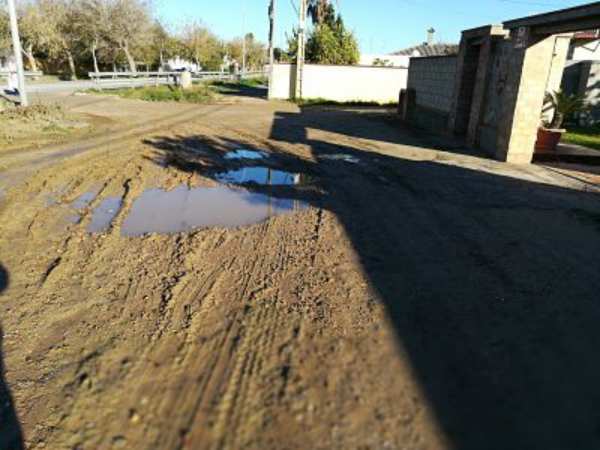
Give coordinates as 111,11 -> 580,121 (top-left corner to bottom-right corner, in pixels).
285,3 -> 359,66
86,84 -> 216,103
543,90 -> 588,129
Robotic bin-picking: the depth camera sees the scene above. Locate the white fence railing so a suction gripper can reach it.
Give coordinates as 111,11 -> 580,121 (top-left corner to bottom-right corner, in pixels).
0,70 -> 44,78
88,70 -> 266,87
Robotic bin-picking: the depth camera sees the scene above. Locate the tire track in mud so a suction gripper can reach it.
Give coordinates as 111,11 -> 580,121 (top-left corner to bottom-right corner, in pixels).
170,214 -> 322,450
0,104 -> 357,449
123,218 -> 293,450
0,103 -> 229,190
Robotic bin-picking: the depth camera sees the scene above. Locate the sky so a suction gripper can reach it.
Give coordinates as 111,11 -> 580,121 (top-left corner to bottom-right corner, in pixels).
156,0 -> 591,54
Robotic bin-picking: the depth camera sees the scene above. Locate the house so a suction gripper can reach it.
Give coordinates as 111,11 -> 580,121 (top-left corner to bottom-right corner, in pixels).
561,29 -> 600,125
392,28 -> 459,58
162,56 -> 201,73
568,29 -> 600,61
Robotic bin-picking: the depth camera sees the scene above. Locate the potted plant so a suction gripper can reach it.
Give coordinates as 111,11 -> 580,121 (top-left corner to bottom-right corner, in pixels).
535,90 -> 587,153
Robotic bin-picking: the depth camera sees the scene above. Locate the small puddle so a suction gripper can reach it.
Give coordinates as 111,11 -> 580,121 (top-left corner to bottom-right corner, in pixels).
216,167 -> 300,186
121,185 -> 307,236
320,154 -> 360,164
224,149 -> 267,160
72,190 -> 99,210
88,197 -> 122,233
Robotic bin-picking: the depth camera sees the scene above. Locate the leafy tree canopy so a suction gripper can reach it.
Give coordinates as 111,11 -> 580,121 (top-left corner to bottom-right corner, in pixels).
286,6 -> 359,66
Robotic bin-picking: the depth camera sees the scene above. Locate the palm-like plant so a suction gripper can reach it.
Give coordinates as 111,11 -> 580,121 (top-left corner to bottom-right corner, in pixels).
543,90 -> 588,129
307,0 -> 336,26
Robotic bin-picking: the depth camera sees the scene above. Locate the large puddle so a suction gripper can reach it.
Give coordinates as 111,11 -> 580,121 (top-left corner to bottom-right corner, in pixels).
121,185 -> 307,236
320,154 -> 360,164
224,149 -> 267,160
72,190 -> 99,210
88,197 -> 122,233
216,167 -> 300,186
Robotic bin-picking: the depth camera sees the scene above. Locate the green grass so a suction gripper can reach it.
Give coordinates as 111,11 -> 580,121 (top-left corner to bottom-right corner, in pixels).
238,77 -> 268,88
28,75 -> 62,85
207,78 -> 268,94
87,84 -> 217,103
563,125 -> 600,151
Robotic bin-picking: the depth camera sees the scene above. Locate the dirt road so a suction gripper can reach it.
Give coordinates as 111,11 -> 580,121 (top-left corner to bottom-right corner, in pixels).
1,94 -> 600,450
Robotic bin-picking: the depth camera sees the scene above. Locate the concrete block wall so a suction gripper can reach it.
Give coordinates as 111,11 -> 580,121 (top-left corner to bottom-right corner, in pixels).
269,63 -> 408,103
407,56 -> 458,113
495,32 -> 562,164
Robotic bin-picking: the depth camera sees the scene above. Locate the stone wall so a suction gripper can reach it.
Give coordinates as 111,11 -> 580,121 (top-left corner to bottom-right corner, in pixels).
405,56 -> 458,131
407,56 -> 458,113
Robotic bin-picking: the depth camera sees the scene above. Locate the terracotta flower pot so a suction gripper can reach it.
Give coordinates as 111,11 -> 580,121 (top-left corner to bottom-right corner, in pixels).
535,127 -> 565,153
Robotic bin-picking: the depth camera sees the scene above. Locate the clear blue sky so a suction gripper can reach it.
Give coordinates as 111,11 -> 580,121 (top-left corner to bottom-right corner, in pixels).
155,0 -> 591,54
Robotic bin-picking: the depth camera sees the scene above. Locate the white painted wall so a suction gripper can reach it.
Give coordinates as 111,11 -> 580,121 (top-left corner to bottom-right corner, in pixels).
269,64 -> 408,103
570,40 -> 600,61
359,54 -> 410,67
269,64 -> 294,100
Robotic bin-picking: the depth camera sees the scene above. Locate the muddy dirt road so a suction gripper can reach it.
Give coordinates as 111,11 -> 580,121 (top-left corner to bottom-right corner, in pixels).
1,94 -> 600,450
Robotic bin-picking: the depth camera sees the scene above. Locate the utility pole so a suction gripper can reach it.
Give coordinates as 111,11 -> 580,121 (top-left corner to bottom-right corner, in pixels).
241,0 -> 247,73
295,0 -> 306,100
268,0 -> 276,98
7,0 -> 28,107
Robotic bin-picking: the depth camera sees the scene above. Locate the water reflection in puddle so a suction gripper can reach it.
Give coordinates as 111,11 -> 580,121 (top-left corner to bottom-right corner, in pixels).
216,167 -> 300,186
320,154 -> 360,164
121,185 -> 307,236
72,191 -> 99,210
88,197 -> 122,233
224,149 -> 267,160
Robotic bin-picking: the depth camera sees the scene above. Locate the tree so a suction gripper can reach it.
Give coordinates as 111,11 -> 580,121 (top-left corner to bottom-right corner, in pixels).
17,0 -> 50,72
48,0 -> 84,79
227,34 -> 266,71
18,0 -> 83,78
149,20 -> 182,69
287,6 -> 359,65
307,0 -> 335,26
106,0 -> 153,72
74,0 -> 112,73
0,9 -> 10,55
181,21 -> 222,70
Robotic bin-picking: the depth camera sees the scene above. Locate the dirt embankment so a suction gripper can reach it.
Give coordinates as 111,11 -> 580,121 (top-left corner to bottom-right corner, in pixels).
1,98 -> 600,450
0,108 -> 440,450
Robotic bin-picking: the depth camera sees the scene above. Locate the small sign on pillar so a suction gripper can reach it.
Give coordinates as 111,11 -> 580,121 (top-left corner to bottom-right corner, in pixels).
514,27 -> 528,49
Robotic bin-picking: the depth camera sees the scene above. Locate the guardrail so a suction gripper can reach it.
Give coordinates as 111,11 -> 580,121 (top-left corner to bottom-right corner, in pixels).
0,70 -> 44,78
87,70 -> 266,87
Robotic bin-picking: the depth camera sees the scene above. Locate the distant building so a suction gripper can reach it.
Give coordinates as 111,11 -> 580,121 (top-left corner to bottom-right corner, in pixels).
392,28 -> 459,58
562,29 -> 600,125
163,56 -> 201,73
568,30 -> 600,61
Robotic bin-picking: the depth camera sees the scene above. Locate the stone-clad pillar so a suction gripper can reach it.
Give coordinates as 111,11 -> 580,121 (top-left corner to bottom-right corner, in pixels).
466,27 -> 509,147
494,28 -> 569,164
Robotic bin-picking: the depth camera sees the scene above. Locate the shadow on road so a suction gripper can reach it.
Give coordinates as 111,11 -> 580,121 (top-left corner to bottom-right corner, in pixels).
144,106 -> 600,449
0,264 -> 24,450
